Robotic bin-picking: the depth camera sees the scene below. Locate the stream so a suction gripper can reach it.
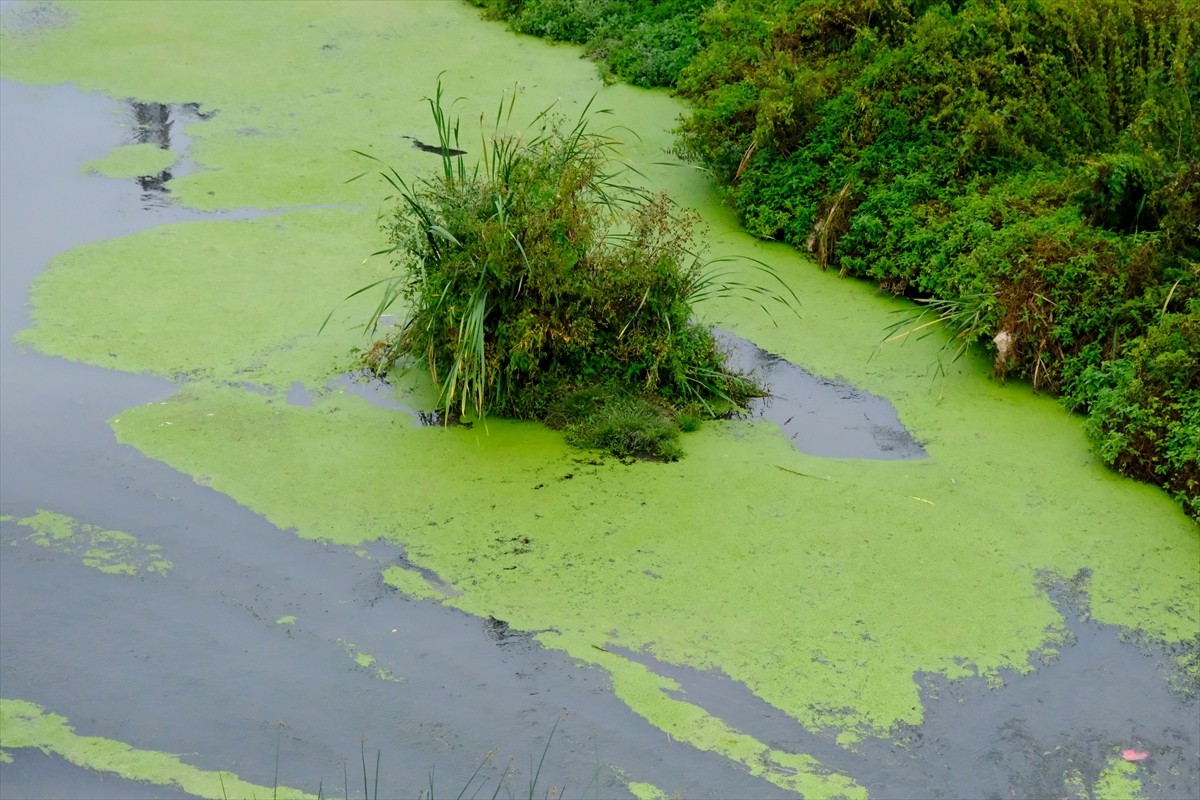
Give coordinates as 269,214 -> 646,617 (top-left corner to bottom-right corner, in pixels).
0,3 -> 1196,799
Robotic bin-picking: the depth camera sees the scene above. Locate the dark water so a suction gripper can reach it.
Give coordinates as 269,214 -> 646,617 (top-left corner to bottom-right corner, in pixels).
614,599 -> 1199,799
717,329 -> 926,460
1,79 -> 1196,800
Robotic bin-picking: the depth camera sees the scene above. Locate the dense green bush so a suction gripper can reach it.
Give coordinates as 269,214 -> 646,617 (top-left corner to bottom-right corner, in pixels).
670,0 -> 1198,513
469,0 -> 708,87
349,83 -> 769,459
1070,300 -> 1199,516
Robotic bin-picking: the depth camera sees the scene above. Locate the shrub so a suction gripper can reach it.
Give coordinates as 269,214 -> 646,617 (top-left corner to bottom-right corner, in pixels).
1073,300 -> 1200,517
672,0 -> 1199,513
470,0 -> 709,87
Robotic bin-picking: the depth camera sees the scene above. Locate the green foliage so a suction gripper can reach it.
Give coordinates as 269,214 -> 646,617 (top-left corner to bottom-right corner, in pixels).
564,394 -> 685,461
1070,300 -> 1200,517
671,0 -> 1199,513
469,0 -> 709,87
348,80 -> 771,459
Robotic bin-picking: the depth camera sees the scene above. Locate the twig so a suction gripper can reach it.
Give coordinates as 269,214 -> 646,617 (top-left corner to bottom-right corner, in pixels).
774,465 -> 828,480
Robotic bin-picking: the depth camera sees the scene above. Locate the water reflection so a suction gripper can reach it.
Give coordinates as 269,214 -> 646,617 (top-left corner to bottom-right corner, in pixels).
130,100 -> 170,147
122,99 -> 214,208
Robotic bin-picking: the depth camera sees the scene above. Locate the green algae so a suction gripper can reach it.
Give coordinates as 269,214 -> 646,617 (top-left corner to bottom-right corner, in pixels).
1095,756 -> 1146,800
1,0 -> 607,213
82,142 -> 177,179
580,637 -> 865,797
382,564 -> 449,601
627,781 -> 668,800
108,379 -> 1180,788
1061,756 -> 1147,800
0,698 -> 316,800
1063,767 -> 1090,799
276,615 -> 297,625
3,1 -> 1197,795
338,640 -> 404,683
2,509 -> 171,576
18,210 -> 388,390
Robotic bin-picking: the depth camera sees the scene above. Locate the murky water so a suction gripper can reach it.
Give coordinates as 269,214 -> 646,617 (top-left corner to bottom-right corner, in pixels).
1,3 -> 1196,799
717,330 -> 927,460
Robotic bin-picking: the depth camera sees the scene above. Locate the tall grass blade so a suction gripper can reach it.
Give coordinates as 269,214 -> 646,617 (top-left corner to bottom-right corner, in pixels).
360,737 -> 368,800
452,750 -> 495,800
527,716 -> 561,800
273,724 -> 282,800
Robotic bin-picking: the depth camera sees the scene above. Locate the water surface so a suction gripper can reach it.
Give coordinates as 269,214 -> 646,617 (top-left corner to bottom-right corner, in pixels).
0,3 -> 1195,799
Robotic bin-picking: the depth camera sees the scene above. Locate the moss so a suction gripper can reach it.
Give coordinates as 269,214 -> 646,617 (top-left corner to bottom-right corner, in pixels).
564,396 -> 686,460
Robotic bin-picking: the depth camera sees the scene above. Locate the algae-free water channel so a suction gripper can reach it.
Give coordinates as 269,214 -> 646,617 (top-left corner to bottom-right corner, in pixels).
0,3 -> 1196,799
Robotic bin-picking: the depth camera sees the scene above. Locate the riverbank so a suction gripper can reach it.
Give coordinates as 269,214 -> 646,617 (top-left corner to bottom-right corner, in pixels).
471,0 -> 1199,518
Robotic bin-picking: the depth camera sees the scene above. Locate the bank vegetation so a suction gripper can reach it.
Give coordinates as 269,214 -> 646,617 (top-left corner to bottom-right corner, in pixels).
473,0 -> 1199,517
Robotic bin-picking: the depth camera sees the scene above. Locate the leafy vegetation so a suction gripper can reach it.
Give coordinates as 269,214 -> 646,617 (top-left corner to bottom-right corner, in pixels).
473,0 -> 1200,516
469,0 -> 709,87
345,81 -> 781,459
1070,300 -> 1199,517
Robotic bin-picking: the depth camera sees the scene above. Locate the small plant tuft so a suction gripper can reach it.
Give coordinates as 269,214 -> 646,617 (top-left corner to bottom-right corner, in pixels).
564,395 -> 685,461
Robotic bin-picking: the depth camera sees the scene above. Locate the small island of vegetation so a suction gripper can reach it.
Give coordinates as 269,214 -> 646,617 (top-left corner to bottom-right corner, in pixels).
341,83 -> 795,460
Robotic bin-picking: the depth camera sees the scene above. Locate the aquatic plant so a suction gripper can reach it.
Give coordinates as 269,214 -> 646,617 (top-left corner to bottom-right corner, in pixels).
339,79 -> 794,458
423,715 -> 575,800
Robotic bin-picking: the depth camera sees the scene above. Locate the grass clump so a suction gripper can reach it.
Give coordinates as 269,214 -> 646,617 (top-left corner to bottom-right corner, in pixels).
563,395 -> 684,461
344,80 -> 786,460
